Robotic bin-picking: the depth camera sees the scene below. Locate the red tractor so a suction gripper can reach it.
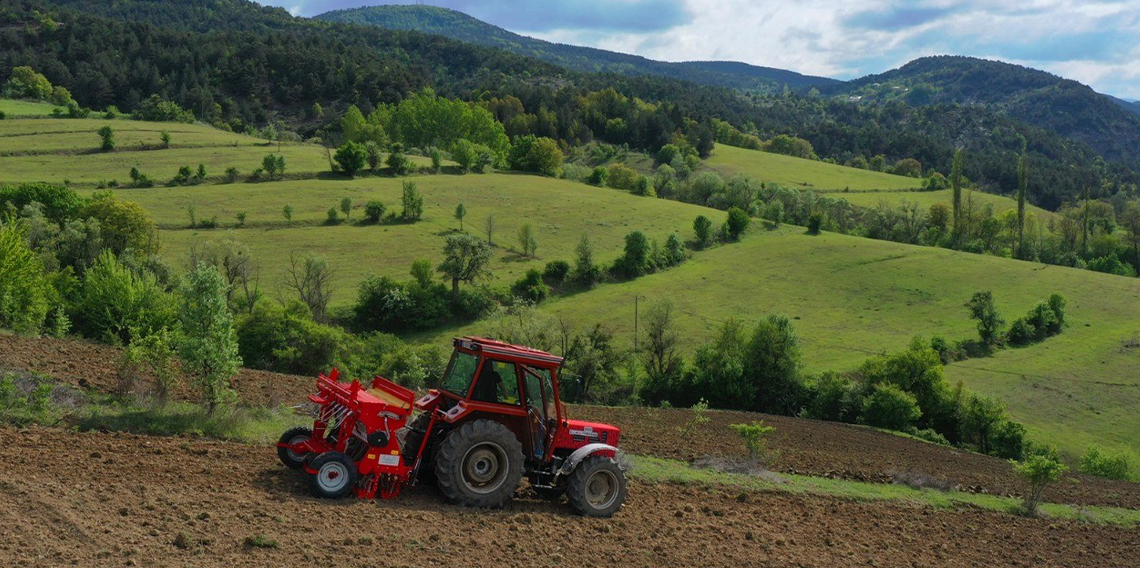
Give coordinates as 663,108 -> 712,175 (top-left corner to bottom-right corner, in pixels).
276,337 -> 628,517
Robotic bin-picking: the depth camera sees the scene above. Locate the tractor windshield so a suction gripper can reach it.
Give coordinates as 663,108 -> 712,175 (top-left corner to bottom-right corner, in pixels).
440,350 -> 479,397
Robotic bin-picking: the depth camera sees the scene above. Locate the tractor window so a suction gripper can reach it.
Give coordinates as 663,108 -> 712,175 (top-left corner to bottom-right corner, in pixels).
471,360 -> 520,405
440,351 -> 479,396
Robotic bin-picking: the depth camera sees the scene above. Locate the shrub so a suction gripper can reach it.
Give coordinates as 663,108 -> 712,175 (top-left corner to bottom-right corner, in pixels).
724,207 -> 750,240
236,301 -> 354,376
178,264 -> 241,413
806,212 -> 823,235
612,231 -> 651,278
542,260 -> 570,284
400,181 -> 424,222
353,274 -> 450,333
586,166 -> 608,186
1006,318 -> 1036,346
0,182 -> 83,222
1047,293 -> 1066,331
0,224 -> 51,334
364,200 -> 386,223
508,135 -> 562,176
132,95 -> 194,123
860,383 -> 921,431
236,212 -> 247,226
606,163 -> 640,190
1079,445 -> 1133,480
511,269 -> 549,303
1024,301 -> 1057,341
729,421 -> 777,463
334,141 -> 367,176
966,291 -> 1004,345
97,125 -> 115,151
326,207 -> 339,224
693,215 -> 713,247
282,204 -> 293,222
677,399 -> 710,436
72,251 -> 175,345
803,372 -> 857,422
1014,453 -> 1067,516
224,167 -> 240,183
386,145 -> 413,176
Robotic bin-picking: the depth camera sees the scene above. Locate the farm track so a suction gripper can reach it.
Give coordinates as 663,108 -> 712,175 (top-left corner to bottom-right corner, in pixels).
3,333 -> 1140,510
2,425 -> 1139,568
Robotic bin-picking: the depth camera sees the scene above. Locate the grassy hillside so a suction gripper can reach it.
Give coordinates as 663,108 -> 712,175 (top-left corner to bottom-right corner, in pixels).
0,99 -> 62,117
840,188 -> 1055,220
706,144 -> 924,191
117,174 -> 711,299
429,225 -> 1140,462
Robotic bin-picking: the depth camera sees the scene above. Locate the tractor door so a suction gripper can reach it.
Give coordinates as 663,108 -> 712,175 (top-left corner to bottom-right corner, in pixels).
521,365 -> 557,462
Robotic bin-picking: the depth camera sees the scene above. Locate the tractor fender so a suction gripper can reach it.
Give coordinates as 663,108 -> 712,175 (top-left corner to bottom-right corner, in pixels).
558,443 -> 621,476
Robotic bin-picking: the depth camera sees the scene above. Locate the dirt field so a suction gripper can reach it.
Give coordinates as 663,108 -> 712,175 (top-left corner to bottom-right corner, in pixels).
3,333 -> 1139,509
2,426 -> 1138,568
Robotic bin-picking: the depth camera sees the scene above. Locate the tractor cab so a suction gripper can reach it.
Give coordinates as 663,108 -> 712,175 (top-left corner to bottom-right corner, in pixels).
278,336 -> 628,517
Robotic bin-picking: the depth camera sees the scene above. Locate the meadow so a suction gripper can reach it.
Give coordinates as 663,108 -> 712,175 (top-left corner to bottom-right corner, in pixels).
838,188 -> 1056,220
0,98 -> 61,116
705,143 -> 924,191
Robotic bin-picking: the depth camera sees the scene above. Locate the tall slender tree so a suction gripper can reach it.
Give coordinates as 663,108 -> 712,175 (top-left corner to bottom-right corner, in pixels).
950,149 -> 964,245
1016,152 -> 1028,258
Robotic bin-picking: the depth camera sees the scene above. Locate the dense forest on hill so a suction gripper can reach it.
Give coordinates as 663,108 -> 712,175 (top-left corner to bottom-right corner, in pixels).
823,56 -> 1140,171
2,0 -> 1136,208
315,4 -> 837,93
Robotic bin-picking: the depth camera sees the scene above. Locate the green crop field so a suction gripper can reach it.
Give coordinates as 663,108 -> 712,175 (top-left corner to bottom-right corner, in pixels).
120,173 -> 710,297
705,144 -> 925,191
0,99 -> 62,116
429,225 -> 1140,463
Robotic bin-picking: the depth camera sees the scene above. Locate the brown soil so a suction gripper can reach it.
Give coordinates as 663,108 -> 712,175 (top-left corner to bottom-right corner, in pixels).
2,426 -> 1137,568
573,406 -> 1140,509
4,333 -> 1139,510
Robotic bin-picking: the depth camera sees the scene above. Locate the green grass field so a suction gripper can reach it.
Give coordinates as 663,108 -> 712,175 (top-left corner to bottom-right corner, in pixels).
0,118 -> 265,154
430,224 -> 1140,463
839,188 -> 1056,220
705,144 -> 924,191
121,173 -> 710,297
0,99 -> 62,117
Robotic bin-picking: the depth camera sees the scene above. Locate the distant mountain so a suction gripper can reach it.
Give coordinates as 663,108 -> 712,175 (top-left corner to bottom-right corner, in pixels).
1108,95 -> 1140,117
315,4 -> 837,93
821,56 -> 1140,169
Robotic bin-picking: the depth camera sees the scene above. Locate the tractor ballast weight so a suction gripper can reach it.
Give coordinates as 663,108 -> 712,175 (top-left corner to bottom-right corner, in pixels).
277,336 -> 628,517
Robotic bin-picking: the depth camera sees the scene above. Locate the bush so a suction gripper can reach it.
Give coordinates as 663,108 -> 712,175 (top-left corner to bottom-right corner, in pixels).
724,207 -> 750,240
334,141 -> 367,176
1047,293 -> 1066,332
326,207 -> 339,224
967,291 -> 1004,345
803,372 -> 858,422
132,95 -> 194,123
606,163 -> 640,190
508,135 -> 562,176
612,231 -> 651,278
0,224 -> 51,334
236,301 -> 354,376
72,251 -> 176,345
693,215 -> 713,247
178,264 -> 242,413
510,269 -> 549,303
0,182 -> 83,222
83,191 -> 159,256
586,166 -> 608,186
1024,301 -> 1057,341
386,145 -> 413,176
364,200 -> 386,223
353,273 -> 450,333
860,383 -> 921,431
1006,318 -> 1036,346
728,421 -> 777,463
542,260 -> 570,284
806,212 -> 823,235
1014,453 -> 1067,515
1079,445 -> 1133,480
400,181 -> 424,222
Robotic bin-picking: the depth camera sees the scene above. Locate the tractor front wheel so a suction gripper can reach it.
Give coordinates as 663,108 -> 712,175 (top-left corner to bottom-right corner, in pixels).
308,452 -> 358,499
434,420 -> 523,508
566,455 -> 627,517
277,426 -> 313,469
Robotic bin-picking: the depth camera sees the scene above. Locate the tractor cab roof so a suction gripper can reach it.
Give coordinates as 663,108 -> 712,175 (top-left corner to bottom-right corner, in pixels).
454,336 -> 563,368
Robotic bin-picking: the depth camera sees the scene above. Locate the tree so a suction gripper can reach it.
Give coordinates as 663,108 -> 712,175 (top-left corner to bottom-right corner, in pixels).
892,158 -> 923,178
401,181 -> 424,222
82,192 -> 158,256
693,215 -> 713,247
283,252 -> 335,322
454,203 -> 466,231
386,145 -> 413,176
614,231 -> 651,278
335,141 -> 367,176
438,233 -> 493,301
745,315 -> 805,414
564,324 -> 623,402
1016,152 -> 1029,258
340,197 -> 352,220
2,66 -> 52,99
860,383 -> 922,430
1014,453 -> 1067,516
1121,201 -> 1140,269
262,154 -> 279,178
196,164 -> 207,180
639,300 -> 684,405
951,149 -> 964,243
967,291 -> 1004,345
485,213 -> 496,245
724,207 -> 750,240
0,223 -> 50,334
517,223 -> 537,257
508,135 -> 562,176
97,126 -> 115,151
160,131 -> 171,148
282,204 -> 293,222
365,200 -> 386,223
572,234 -> 599,285
178,264 -> 241,414
365,141 -> 382,171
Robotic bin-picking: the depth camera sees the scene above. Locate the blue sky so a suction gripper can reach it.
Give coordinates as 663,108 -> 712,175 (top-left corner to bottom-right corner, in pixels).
258,0 -> 1140,99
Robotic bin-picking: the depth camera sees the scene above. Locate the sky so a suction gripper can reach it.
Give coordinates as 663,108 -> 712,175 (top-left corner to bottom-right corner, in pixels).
258,0 -> 1140,99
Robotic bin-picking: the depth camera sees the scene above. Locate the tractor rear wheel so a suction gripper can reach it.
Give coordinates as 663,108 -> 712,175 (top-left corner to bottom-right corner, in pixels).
308,452 -> 358,499
434,420 -> 523,508
566,455 -> 627,517
277,426 -> 313,469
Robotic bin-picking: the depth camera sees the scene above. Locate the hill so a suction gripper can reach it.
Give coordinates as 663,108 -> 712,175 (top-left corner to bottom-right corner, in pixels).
314,5 -> 837,93
823,56 -> 1140,170
705,144 -> 924,191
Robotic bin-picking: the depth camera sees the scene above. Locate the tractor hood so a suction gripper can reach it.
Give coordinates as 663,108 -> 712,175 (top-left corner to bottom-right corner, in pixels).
555,419 -> 621,450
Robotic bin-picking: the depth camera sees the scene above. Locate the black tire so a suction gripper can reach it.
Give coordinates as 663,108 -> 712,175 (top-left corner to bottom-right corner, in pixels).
277,426 -> 313,469
434,420 -> 523,508
566,455 -> 627,518
307,452 -> 358,499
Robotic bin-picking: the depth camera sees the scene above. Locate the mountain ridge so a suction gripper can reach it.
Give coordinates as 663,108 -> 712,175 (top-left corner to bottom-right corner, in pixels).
314,4 -> 838,93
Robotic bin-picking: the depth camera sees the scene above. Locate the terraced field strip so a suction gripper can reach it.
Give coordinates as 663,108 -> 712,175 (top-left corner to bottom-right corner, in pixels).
705,143 -> 924,191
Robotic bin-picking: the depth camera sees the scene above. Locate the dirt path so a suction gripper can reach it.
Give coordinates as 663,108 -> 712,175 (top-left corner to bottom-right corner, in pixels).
1,426 -> 1137,568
